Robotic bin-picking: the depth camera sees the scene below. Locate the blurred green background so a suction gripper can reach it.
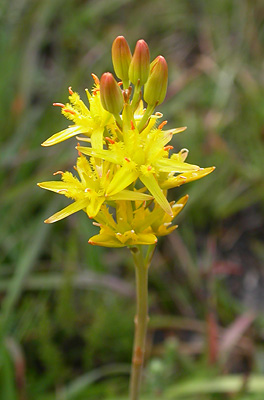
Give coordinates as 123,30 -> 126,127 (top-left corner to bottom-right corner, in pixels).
1,0 -> 264,399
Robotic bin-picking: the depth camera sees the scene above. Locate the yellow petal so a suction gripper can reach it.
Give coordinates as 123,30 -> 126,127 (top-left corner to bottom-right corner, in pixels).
86,196 -> 105,219
42,125 -> 88,147
135,233 -> 158,245
108,190 -> 152,201
77,146 -> 121,164
140,174 -> 172,216
155,159 -> 200,173
161,167 -> 215,189
94,205 -> 117,229
37,181 -> 78,194
106,168 -> 138,196
168,126 -> 187,135
44,198 -> 88,223
172,194 -> 189,218
91,128 -> 104,150
88,233 -> 124,247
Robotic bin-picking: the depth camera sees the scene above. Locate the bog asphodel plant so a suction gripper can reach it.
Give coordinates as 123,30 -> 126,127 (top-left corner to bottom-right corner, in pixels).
39,36 -> 214,399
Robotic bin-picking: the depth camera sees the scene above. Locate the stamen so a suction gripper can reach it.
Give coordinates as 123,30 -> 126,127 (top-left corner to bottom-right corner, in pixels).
53,170 -> 64,176
92,222 -> 101,227
91,73 -> 100,85
105,137 -> 115,144
85,188 -> 91,192
53,103 -> 65,107
77,143 -> 81,157
147,165 -> 152,171
88,240 -> 95,245
68,86 -> 73,95
131,230 -> 135,234
164,145 -> 174,151
118,81 -> 123,87
106,169 -> 111,179
64,108 -> 76,115
116,232 -> 122,236
124,157 -> 130,162
131,121 -> 135,130
158,120 -> 168,130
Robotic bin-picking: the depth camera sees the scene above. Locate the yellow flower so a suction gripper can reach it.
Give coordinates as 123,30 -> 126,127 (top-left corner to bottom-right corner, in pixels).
39,36 -> 215,247
41,76 -> 114,150
89,195 -> 188,247
77,117 -> 199,216
38,154 -> 153,222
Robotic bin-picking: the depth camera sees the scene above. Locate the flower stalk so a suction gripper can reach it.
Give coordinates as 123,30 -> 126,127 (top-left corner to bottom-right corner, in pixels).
130,245 -> 155,400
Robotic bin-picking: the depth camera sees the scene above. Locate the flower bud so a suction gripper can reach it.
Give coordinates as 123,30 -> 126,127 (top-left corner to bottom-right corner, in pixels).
129,39 -> 150,86
144,56 -> 168,106
100,72 -> 124,114
112,36 -> 132,84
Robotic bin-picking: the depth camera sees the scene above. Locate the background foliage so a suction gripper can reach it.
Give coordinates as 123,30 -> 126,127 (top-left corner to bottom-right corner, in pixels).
1,0 -> 264,399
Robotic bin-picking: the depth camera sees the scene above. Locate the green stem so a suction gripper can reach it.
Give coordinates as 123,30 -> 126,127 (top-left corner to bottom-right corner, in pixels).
137,104 -> 155,132
130,82 -> 141,111
123,79 -> 130,91
129,245 -> 155,400
113,113 -> 123,129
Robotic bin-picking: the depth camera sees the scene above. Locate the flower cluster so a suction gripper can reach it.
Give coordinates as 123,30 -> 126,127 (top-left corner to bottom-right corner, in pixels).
39,36 -> 214,247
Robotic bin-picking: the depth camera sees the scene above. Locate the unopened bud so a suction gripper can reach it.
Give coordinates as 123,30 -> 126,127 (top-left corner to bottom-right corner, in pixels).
112,36 -> 132,84
129,39 -> 150,86
100,72 -> 124,114
144,56 -> 168,106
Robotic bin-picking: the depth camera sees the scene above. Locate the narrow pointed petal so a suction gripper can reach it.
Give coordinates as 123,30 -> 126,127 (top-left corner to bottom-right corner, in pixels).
108,190 -> 152,201
155,159 -> 200,173
106,168 -> 138,196
91,128 -> 104,150
86,196 -> 105,219
168,126 -> 187,135
135,233 -> 158,245
136,207 -> 164,232
42,126 -> 87,147
140,174 -> 172,216
88,233 -> 124,247
161,167 -> 215,189
37,181 -> 77,193
94,206 -> 117,229
172,194 -> 189,218
44,199 -> 88,223
77,146 -> 121,164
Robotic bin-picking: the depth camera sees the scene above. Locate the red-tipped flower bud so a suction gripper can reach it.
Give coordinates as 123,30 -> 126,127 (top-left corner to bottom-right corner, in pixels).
144,56 -> 168,106
100,72 -> 124,114
112,36 -> 132,84
129,39 -> 150,86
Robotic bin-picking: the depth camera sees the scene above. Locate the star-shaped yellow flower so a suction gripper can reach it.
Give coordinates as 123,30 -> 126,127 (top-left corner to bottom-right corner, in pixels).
89,195 -> 188,247
41,76 -> 114,150
38,154 -> 153,222
77,114 -> 199,216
